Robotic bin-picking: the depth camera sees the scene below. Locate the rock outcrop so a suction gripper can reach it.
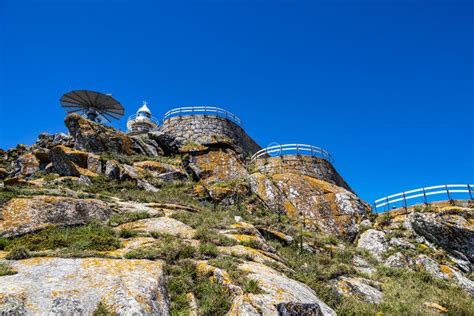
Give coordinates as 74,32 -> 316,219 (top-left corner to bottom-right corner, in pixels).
65,114 -> 135,155
409,209 -> 473,263
250,172 -> 369,240
0,258 -> 168,315
0,196 -> 112,237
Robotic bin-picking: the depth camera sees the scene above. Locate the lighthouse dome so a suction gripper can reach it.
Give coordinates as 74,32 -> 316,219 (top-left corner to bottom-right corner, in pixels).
138,101 -> 151,115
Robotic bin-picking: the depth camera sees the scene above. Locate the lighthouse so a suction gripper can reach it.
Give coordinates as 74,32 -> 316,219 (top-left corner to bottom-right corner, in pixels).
126,101 -> 159,134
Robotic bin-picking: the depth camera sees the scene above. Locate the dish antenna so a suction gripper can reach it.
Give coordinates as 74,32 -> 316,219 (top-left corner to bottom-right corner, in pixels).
60,90 -> 125,123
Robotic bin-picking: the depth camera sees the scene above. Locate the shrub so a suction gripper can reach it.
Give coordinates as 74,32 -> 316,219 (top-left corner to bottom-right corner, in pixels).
0,263 -> 17,276
5,246 -> 30,260
6,222 -> 122,252
194,227 -> 237,246
108,211 -> 151,227
93,302 -> 113,316
199,243 -> 219,258
0,237 -> 9,250
118,228 -> 138,238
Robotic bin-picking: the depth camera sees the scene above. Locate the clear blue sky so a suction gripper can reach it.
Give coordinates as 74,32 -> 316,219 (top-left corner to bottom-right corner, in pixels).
0,0 -> 472,204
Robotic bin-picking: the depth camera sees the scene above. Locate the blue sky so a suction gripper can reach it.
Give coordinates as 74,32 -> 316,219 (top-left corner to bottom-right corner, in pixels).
0,0 -> 472,204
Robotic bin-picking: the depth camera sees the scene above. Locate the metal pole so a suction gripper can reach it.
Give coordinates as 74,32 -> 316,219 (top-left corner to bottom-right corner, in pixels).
468,184 -> 473,200
403,192 -> 407,209
386,197 -> 390,212
446,185 -> 453,204
423,187 -> 428,204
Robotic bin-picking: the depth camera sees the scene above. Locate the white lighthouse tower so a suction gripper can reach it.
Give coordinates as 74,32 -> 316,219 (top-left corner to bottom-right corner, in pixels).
126,101 -> 159,134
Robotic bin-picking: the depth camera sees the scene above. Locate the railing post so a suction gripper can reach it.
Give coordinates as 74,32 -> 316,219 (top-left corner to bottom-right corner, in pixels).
423,187 -> 428,205
445,185 -> 453,205
386,197 -> 390,212
402,192 -> 407,212
468,184 -> 473,200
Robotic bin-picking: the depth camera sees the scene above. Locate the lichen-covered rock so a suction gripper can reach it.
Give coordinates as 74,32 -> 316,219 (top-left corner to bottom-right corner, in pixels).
115,217 -> 195,239
65,114 -> 134,155
332,276 -> 383,304
33,132 -> 74,149
133,160 -> 187,181
49,145 -> 97,177
0,196 -> 112,237
105,159 -> 121,179
384,252 -> 411,269
357,229 -> 388,260
250,172 -> 369,241
14,153 -> 39,177
409,210 -> 474,263
229,261 -> 336,315
389,237 -> 415,250
0,258 -> 169,315
415,255 -> 474,296
353,256 -> 376,276
185,148 -> 248,184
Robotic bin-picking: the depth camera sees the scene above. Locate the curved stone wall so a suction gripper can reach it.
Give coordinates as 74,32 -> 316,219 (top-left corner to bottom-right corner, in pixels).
160,115 -> 261,157
252,154 -> 352,192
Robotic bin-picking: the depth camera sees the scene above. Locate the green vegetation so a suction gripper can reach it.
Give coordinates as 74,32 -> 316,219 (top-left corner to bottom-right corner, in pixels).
198,243 -> 219,258
93,302 -> 113,316
193,227 -> 237,246
4,222 -> 122,254
125,234 -> 196,263
108,211 -> 152,227
335,266 -> 474,316
166,261 -> 232,316
117,182 -> 200,207
118,228 -> 139,238
0,262 -> 17,276
5,246 -> 31,260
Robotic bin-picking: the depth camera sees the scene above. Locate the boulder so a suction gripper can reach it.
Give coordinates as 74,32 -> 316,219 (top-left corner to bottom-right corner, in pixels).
34,132 -> 74,149
49,145 -> 97,177
0,258 -> 168,314
229,261 -> 336,315
65,114 -> 134,155
332,276 -> 383,304
115,217 -> 195,239
249,172 -> 369,241
105,159 -> 121,179
15,153 -> 39,177
133,160 -> 187,181
389,237 -> 415,250
148,131 -> 181,154
357,229 -> 388,260
409,210 -> 474,263
0,195 -> 112,237
384,252 -> 411,269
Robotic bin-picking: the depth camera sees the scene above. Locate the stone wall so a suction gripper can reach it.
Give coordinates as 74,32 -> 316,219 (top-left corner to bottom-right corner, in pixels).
252,154 -> 352,192
159,115 -> 261,157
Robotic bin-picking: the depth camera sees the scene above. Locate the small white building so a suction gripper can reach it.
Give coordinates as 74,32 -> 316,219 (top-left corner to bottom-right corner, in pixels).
126,101 -> 159,134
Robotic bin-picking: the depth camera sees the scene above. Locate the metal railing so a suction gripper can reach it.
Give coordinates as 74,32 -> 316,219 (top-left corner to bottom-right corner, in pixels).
126,114 -> 160,133
250,143 -> 334,163
162,106 -> 242,126
374,184 -> 474,212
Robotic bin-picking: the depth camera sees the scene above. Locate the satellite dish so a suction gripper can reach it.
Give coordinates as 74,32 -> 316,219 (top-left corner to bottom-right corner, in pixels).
60,90 -> 125,123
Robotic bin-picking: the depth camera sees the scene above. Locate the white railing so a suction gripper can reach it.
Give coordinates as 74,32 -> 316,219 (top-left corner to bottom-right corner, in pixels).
126,114 -> 160,133
374,184 -> 474,212
162,106 -> 242,126
250,143 -> 334,163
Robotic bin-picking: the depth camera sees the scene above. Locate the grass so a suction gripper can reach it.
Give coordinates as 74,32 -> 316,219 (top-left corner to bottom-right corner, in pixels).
166,260 -> 232,316
118,228 -> 139,238
125,234 -> 196,263
116,182 -> 201,207
108,211 -> 152,227
334,266 -> 474,316
194,227 -> 237,246
5,246 -> 31,260
0,262 -> 17,275
5,222 -> 122,253
100,152 -> 182,167
198,243 -> 219,258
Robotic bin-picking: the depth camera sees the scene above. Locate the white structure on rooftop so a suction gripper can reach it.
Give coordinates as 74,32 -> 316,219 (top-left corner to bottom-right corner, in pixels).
126,101 -> 159,134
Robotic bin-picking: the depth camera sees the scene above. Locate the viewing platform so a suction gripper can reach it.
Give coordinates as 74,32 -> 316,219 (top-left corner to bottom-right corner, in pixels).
374,184 -> 474,212
250,143 -> 351,191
